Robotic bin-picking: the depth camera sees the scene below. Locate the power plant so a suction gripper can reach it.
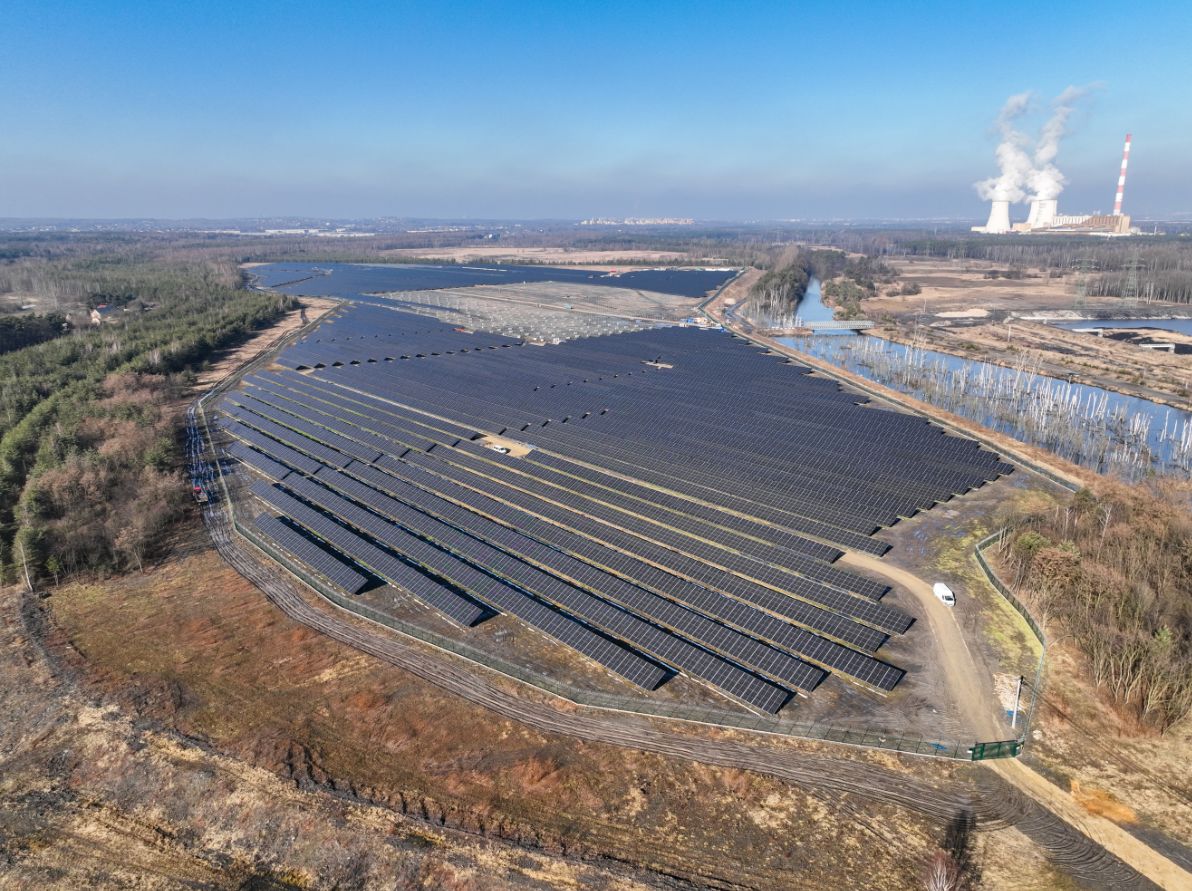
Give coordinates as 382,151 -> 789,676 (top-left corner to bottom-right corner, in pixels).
974,133 -> 1134,235
972,90 -> 1136,236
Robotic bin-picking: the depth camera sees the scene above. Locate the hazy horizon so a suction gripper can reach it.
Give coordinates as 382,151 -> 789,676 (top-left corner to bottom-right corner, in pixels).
4,0 -> 1190,220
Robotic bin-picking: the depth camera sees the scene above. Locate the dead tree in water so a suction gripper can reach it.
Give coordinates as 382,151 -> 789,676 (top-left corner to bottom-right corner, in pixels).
796,335 -> 1192,480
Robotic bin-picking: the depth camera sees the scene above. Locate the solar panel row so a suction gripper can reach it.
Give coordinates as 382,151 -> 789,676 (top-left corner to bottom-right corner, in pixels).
404,445 -> 911,637
238,372 -> 894,617
345,458 -> 906,685
391,450 -> 903,688
226,440 -> 292,482
220,420 -> 323,474
328,460 -> 826,691
251,478 -> 668,688
251,513 -> 370,594
293,466 -> 793,711
250,480 -> 489,627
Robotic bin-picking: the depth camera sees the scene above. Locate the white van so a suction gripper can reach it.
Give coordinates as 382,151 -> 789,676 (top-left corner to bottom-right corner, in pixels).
933,582 -> 956,606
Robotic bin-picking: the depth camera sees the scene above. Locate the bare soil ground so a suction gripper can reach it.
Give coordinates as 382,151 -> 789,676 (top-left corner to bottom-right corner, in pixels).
23,539 -> 966,890
872,259 -> 1083,318
0,574 -> 673,890
872,258 -> 1192,409
195,297 -> 338,391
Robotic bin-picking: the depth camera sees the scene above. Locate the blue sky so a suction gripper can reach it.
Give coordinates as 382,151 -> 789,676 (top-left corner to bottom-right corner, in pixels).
2,0 -> 1189,220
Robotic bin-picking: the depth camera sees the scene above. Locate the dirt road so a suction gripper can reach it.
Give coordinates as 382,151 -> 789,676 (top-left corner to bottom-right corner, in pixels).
713,304 -> 1190,889
992,759 -> 1192,890
840,552 -> 1004,740
844,554 -> 1192,888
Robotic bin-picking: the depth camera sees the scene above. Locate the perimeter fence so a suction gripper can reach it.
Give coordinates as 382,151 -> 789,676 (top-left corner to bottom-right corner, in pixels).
975,529 -> 1048,750
192,281 -> 1032,762
234,512 -> 978,759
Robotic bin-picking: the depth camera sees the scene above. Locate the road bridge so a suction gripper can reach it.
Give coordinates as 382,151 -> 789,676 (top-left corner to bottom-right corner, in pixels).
757,319 -> 875,335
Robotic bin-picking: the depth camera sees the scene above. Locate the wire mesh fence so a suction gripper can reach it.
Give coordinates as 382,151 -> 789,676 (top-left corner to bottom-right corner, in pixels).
975,529 -> 1048,749
190,290 -> 1033,763
230,513 -> 977,759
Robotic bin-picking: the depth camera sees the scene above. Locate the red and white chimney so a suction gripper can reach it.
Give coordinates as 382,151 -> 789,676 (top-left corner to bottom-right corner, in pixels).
1113,134 -> 1131,216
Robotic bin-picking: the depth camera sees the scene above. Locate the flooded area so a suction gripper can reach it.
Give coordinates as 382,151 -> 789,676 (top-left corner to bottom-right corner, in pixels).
778,281 -> 1192,479
1053,317 -> 1192,336
783,334 -> 1192,479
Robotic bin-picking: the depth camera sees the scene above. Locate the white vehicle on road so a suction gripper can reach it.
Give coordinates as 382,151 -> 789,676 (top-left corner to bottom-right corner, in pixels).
933,582 -> 956,606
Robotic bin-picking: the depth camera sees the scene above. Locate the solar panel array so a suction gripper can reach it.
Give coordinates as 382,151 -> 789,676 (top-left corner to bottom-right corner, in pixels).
251,513 -> 370,595
218,301 -> 1012,711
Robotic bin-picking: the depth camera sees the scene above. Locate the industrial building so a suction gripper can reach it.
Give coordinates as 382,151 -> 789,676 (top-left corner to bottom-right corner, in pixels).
974,134 -> 1136,236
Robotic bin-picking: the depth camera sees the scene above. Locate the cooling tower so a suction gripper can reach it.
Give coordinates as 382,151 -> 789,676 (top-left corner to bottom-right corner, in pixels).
1026,198 -> 1058,229
982,200 -> 1012,233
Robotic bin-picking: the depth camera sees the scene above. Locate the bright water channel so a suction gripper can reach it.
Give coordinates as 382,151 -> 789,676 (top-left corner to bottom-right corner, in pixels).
1054,317 -> 1192,337
779,280 -> 1192,480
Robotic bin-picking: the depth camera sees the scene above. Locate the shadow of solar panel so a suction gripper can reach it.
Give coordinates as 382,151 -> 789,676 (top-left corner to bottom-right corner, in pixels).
251,479 -> 667,688
249,480 -> 488,627
252,513 -> 370,594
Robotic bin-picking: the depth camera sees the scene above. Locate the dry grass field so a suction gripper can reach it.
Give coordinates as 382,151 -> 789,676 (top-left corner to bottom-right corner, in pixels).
25,541 -> 963,890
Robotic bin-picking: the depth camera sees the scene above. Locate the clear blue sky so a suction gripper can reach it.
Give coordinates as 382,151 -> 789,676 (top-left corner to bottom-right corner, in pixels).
2,0 -> 1189,220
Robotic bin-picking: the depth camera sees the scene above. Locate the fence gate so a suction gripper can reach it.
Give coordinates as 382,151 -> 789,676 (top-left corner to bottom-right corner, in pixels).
969,739 -> 1023,761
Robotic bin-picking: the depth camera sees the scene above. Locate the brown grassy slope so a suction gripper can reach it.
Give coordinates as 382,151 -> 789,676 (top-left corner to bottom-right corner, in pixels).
43,541 -> 957,890
0,585 -> 663,891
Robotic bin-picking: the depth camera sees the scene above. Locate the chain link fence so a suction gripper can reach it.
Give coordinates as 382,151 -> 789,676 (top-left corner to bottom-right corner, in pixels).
975,529 -> 1048,750
190,289 -> 1033,762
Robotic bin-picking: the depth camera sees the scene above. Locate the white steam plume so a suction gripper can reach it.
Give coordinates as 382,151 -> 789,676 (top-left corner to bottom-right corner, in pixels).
1027,84 -> 1098,201
975,91 -> 1034,203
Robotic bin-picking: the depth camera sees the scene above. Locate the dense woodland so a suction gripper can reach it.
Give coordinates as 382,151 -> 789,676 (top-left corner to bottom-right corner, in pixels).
0,312 -> 67,355
997,483 -> 1192,733
740,246 -> 895,322
0,239 -> 292,585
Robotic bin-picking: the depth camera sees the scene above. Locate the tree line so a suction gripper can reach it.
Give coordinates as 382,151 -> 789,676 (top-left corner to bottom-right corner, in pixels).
996,482 -> 1192,733
741,246 -> 895,321
0,242 -> 293,585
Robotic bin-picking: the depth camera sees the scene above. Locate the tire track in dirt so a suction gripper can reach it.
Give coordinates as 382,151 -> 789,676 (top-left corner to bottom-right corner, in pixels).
202,500 -> 1162,888
188,293 -> 1165,889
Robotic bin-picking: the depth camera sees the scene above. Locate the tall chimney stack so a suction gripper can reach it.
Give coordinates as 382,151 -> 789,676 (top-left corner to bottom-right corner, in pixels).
1113,134 -> 1131,216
